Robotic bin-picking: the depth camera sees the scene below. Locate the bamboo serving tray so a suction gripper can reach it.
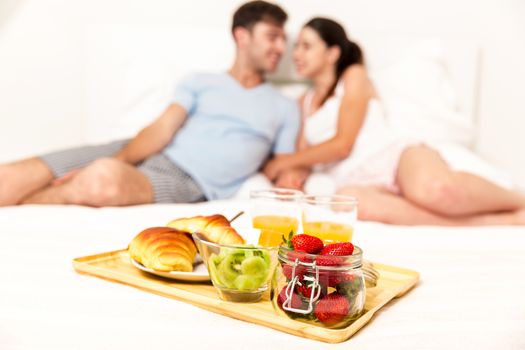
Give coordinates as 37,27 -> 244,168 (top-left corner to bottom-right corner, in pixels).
73,249 -> 419,343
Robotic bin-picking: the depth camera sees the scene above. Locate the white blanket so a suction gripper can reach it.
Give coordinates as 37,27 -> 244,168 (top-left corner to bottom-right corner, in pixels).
1,202 -> 524,349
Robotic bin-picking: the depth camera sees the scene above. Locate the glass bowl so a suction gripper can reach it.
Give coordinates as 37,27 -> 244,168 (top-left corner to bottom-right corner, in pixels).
271,245 -> 366,328
192,231 -> 279,303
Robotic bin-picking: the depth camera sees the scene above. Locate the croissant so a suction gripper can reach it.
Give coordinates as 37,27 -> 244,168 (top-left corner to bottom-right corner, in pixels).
167,214 -> 245,245
129,227 -> 197,272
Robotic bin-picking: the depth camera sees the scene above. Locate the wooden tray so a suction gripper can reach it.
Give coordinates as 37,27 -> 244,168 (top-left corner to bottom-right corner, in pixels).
73,249 -> 419,343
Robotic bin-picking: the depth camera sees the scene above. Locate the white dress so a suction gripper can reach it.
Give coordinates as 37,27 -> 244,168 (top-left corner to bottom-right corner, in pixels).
303,84 -> 416,193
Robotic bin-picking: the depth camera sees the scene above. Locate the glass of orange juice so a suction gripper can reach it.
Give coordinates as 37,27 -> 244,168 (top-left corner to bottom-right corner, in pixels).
302,195 -> 358,243
249,188 -> 303,247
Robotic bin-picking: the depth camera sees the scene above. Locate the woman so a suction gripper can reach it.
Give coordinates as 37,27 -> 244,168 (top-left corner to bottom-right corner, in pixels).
264,17 -> 525,225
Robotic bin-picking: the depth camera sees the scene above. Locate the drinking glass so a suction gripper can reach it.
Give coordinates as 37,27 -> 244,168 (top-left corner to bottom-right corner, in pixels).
301,195 -> 358,243
249,188 -> 303,247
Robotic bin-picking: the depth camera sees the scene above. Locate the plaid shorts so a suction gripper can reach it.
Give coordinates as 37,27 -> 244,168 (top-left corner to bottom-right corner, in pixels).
39,140 -> 206,203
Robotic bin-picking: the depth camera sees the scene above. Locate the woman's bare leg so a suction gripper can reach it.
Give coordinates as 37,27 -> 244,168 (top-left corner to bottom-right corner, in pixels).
338,185 -> 525,226
396,145 -> 525,217
0,158 -> 54,206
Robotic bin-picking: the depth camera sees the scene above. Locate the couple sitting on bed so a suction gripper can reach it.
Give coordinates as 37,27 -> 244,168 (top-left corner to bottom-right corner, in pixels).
0,1 -> 524,226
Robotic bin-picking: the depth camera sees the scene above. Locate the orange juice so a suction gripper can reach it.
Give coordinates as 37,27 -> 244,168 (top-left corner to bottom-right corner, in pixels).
253,215 -> 299,246
257,229 -> 285,247
303,221 -> 353,243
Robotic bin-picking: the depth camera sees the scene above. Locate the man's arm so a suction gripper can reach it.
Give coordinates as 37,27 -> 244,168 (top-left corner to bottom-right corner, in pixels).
114,103 -> 188,165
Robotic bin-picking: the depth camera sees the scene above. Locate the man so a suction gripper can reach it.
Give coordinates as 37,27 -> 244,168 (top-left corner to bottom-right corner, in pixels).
0,1 -> 300,206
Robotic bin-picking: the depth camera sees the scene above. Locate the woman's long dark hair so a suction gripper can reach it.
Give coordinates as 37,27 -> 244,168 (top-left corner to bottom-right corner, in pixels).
304,17 -> 364,105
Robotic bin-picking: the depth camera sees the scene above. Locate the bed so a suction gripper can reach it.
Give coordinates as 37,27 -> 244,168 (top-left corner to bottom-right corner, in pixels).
1,202 -> 524,349
1,16 -> 524,349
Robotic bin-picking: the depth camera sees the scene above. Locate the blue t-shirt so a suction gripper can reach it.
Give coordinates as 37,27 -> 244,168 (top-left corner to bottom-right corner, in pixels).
163,73 -> 300,200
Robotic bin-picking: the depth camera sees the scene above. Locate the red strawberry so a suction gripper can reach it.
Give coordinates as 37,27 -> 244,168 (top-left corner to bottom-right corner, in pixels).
277,286 -> 303,310
316,242 -> 354,267
291,234 -> 324,254
282,263 -> 306,282
332,272 -> 355,286
316,255 -> 343,267
317,269 -> 342,288
287,250 -> 313,264
282,264 -> 293,280
314,293 -> 350,325
320,242 -> 354,256
319,270 -> 355,287
297,282 -> 327,299
297,284 -> 314,298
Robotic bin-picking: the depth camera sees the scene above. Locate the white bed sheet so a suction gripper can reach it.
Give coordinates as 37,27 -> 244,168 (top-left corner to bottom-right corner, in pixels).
1,202 -> 524,350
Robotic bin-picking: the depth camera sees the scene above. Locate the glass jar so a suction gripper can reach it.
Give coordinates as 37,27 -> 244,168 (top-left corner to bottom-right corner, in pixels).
271,245 -> 366,328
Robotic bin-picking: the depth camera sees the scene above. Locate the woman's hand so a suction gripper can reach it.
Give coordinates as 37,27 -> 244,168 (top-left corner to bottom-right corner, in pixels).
275,168 -> 310,190
263,155 -> 294,181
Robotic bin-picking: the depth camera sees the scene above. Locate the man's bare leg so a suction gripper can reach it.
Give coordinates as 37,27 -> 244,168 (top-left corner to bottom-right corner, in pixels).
22,158 -> 154,206
0,158 -> 54,206
396,145 -> 525,217
338,185 -> 525,226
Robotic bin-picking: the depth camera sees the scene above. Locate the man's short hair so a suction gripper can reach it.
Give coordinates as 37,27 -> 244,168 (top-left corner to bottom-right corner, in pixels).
232,1 -> 287,33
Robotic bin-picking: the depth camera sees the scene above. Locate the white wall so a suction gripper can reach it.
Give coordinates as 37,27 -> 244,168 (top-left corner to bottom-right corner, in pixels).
0,0 -> 21,28
1,0 -> 524,187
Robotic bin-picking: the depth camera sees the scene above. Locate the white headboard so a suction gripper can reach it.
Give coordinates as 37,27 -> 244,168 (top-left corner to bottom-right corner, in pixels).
271,34 -> 481,122
83,24 -> 481,145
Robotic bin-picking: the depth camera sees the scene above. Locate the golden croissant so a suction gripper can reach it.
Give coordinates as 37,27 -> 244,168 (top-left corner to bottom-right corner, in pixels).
129,227 -> 197,272
167,214 -> 245,245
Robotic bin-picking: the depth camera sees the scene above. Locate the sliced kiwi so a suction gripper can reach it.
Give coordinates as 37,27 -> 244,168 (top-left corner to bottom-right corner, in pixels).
210,253 -> 223,266
233,274 -> 260,291
241,256 -> 267,277
207,256 -> 222,285
217,252 -> 244,288
260,249 -> 271,266
212,247 -> 271,290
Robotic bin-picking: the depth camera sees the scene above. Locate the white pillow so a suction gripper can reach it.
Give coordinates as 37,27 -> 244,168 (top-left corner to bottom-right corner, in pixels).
371,39 -> 475,147
430,141 -> 514,190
